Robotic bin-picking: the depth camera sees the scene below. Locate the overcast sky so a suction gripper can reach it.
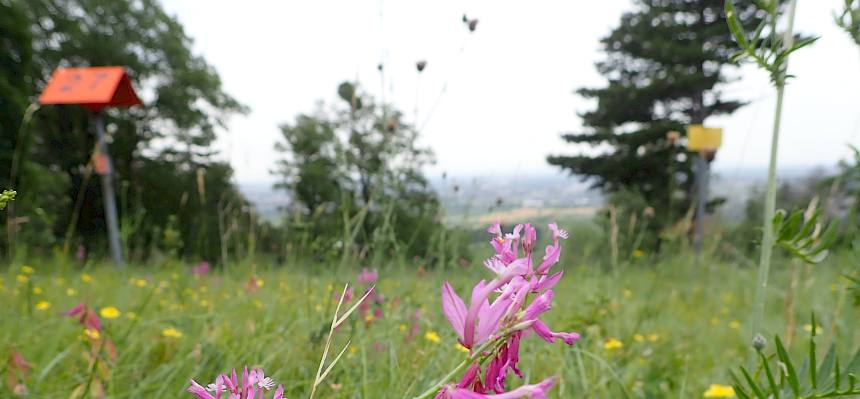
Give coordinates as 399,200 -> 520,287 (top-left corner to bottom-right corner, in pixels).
161,0 -> 860,185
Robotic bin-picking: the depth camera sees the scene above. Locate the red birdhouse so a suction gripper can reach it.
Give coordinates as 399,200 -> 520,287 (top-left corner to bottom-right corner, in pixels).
39,66 -> 142,112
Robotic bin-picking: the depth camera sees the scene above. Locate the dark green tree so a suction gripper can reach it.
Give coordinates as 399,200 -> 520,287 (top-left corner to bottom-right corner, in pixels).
3,0 -> 250,262
548,0 -> 766,243
273,82 -> 441,261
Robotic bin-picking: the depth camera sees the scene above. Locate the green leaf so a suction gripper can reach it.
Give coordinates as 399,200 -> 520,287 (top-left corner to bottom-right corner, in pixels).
775,336 -> 801,396
725,0 -> 751,50
816,345 -> 837,390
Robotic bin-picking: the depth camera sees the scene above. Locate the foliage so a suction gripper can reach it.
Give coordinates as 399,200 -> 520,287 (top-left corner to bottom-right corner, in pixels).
273,82 -> 446,263
0,190 -> 15,211
725,0 -> 818,85
0,0 -> 250,262
836,0 -> 860,48
2,254 -> 859,398
732,316 -> 860,399
548,0 -> 766,244
772,200 -> 839,264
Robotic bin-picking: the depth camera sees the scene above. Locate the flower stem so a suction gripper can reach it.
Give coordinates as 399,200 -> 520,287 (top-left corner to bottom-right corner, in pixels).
751,0 -> 798,346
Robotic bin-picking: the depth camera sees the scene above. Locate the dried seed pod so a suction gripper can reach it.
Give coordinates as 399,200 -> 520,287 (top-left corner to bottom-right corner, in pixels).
468,19 -> 478,32
666,130 -> 680,145
385,117 -> 398,132
416,60 -> 427,72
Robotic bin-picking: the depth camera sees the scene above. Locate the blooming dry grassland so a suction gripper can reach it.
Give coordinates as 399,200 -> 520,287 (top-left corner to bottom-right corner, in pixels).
2,254 -> 858,398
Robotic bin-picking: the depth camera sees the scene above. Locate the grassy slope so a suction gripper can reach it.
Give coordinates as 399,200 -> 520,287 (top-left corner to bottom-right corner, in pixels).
1,253 -> 857,398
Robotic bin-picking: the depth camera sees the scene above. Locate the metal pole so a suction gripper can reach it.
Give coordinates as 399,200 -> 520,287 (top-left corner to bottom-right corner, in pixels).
93,113 -> 124,266
694,152 -> 709,260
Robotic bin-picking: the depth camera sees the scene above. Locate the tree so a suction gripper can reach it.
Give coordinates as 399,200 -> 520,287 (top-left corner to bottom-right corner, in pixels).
3,0 -> 249,262
273,82 -> 441,261
837,0 -> 860,48
547,0 -> 766,244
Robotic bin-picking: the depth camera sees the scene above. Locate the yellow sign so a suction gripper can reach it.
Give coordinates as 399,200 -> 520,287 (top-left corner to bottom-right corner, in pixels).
687,125 -> 722,151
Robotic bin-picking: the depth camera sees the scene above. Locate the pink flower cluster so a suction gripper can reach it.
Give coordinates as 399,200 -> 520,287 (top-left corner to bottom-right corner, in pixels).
188,367 -> 285,399
436,223 -> 579,398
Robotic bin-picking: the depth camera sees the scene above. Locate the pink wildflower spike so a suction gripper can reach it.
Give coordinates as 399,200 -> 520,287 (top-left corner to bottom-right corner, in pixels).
357,268 -> 378,284
192,261 -> 210,276
187,380 -> 215,399
65,303 -> 85,317
273,385 -> 285,399
532,319 -> 580,345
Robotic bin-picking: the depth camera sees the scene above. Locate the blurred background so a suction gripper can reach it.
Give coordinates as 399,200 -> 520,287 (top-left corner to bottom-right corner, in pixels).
2,0 -> 860,267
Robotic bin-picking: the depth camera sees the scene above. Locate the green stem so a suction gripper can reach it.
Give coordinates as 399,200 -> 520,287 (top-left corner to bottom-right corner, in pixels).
751,0 -> 798,344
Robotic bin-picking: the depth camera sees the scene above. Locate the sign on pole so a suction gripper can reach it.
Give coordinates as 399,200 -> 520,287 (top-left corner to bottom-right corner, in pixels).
686,125 -> 723,262
39,67 -> 142,266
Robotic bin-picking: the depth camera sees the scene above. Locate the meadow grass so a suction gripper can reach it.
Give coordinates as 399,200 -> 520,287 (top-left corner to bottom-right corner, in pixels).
1,252 -> 857,398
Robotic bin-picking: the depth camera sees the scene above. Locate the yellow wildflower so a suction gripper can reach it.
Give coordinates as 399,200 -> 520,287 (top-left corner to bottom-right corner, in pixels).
21,265 -> 34,274
256,279 -> 264,288
604,338 -> 623,350
622,289 -> 633,299
81,274 -> 92,283
162,327 -> 183,338
100,306 -> 121,319
648,334 -> 659,342
703,384 -> 735,398
32,287 -> 42,295
399,324 -> 407,332
16,274 -> 28,284
83,328 -> 101,340
632,249 -> 644,258
66,288 -> 77,296
35,300 -> 51,311
365,314 -> 376,322
803,324 -> 824,335
634,334 -> 645,343
131,278 -> 147,287
200,299 -> 209,307
729,320 -> 741,330
425,331 -> 441,343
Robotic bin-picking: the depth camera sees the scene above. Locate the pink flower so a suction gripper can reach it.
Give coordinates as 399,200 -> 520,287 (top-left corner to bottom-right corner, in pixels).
357,268 -> 378,284
65,303 -> 102,331
192,261 -> 210,276
436,223 -> 578,397
188,367 -> 285,399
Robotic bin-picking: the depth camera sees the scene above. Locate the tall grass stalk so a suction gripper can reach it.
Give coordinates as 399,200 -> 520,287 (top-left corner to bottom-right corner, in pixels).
751,0 -> 799,342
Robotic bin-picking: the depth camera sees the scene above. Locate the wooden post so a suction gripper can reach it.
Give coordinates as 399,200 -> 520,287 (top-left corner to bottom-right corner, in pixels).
93,113 -> 123,266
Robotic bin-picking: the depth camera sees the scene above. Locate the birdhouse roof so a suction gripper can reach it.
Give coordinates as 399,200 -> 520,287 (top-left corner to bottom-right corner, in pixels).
39,66 -> 142,112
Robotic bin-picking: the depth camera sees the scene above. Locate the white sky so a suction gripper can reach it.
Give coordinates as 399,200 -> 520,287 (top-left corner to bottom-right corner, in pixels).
161,0 -> 860,185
